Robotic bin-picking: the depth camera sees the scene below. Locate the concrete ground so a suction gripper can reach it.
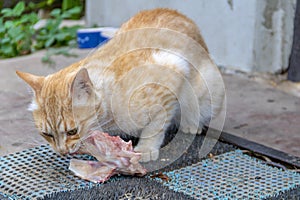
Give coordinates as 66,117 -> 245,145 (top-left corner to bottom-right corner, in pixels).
0,49 -> 299,158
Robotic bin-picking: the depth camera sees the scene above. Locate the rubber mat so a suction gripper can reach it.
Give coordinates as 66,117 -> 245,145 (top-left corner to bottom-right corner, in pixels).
151,150 -> 300,199
0,145 -> 97,199
1,136 -> 300,199
0,134 -> 235,200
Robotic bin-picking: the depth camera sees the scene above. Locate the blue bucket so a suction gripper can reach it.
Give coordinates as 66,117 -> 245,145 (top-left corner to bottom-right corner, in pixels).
77,27 -> 118,49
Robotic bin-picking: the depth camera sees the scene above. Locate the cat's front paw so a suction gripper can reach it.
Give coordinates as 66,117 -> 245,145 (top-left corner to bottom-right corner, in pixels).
134,146 -> 159,162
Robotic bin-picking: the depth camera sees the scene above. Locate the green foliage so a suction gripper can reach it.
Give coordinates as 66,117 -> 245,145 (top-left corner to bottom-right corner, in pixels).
0,1 -> 83,59
62,0 -> 82,19
35,6 -> 82,49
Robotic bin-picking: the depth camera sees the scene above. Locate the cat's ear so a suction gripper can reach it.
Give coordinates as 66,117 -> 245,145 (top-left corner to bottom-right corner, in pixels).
16,71 -> 45,93
71,68 -> 94,104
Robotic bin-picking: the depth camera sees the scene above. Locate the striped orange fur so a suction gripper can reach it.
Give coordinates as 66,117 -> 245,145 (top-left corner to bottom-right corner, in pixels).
16,8 -> 224,162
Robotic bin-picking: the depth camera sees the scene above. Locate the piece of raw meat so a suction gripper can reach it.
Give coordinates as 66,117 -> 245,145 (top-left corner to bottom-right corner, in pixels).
69,131 -> 147,183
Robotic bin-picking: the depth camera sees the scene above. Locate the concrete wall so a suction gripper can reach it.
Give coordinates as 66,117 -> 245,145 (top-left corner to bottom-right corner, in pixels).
86,0 -> 296,73
254,0 -> 296,72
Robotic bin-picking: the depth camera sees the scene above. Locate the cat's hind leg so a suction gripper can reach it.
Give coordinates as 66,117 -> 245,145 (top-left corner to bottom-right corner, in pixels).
178,78 -> 207,134
178,66 -> 224,135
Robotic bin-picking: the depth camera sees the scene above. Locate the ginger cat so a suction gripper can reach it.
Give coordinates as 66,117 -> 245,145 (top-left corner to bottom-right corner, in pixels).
16,8 -> 224,162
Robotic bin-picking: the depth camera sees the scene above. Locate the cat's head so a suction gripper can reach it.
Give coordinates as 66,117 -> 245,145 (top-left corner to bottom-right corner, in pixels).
16,68 -> 98,155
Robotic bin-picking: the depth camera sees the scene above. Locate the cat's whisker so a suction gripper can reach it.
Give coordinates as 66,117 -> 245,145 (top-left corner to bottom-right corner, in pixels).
25,119 -> 36,125
100,124 -> 119,131
21,142 -> 41,147
78,134 -> 97,145
19,138 -> 45,147
76,119 -> 119,144
97,118 -> 114,128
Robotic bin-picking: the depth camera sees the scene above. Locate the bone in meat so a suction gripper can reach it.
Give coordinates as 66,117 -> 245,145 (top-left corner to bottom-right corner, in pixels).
69,131 -> 147,183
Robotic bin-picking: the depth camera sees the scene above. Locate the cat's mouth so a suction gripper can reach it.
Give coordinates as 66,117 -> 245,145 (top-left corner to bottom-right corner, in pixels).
69,143 -> 82,155
68,130 -> 94,155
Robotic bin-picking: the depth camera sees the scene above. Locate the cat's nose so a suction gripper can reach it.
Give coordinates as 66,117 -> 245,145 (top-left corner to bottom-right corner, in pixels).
58,150 -> 68,155
56,146 -> 68,155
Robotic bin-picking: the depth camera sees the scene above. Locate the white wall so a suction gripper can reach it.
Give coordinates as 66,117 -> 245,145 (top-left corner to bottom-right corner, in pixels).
86,0 -> 296,73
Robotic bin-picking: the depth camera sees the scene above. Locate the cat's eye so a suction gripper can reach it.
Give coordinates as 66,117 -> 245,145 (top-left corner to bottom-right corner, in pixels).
67,128 -> 78,136
42,132 -> 53,137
